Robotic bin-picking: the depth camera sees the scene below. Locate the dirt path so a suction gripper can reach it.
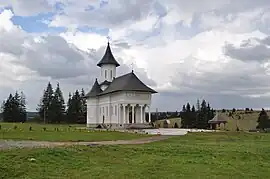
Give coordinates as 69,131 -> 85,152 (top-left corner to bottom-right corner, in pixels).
0,135 -> 171,150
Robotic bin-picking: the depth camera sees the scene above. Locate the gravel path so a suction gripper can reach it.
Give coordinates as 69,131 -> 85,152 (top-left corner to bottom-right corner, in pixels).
0,135 -> 171,150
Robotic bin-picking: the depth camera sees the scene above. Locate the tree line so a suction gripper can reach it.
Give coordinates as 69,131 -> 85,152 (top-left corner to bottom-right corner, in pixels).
0,92 -> 27,123
1,82 -> 87,124
1,83 -> 270,130
180,99 -> 215,129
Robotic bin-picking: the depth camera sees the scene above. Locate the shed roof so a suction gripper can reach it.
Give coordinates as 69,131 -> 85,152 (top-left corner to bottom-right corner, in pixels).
208,113 -> 228,124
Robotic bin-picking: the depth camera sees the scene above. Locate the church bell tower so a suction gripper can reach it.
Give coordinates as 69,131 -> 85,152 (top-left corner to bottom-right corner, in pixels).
97,42 -> 120,90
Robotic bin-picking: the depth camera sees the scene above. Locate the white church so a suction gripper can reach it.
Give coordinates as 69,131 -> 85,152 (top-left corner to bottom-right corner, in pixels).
85,42 -> 157,128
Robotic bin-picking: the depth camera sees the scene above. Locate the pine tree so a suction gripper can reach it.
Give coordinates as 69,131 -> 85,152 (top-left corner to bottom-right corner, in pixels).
51,83 -> 65,123
196,99 -> 200,111
66,90 -> 83,123
182,105 -> 186,113
190,105 -> 196,128
181,103 -> 191,128
80,88 -> 87,122
19,91 -> 27,123
3,94 -> 13,122
2,92 -> 27,123
196,99 -> 209,129
66,92 -> 73,123
37,82 -> 54,123
180,104 -> 186,127
257,108 -> 270,130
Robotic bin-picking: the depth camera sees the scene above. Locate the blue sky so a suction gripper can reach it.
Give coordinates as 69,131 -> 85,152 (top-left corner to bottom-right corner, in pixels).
1,0 -> 270,111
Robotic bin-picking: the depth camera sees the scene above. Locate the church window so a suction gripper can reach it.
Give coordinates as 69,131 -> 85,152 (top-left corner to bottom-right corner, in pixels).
115,105 -> 117,116
105,70 -> 107,78
110,70 -> 112,79
106,106 -> 108,116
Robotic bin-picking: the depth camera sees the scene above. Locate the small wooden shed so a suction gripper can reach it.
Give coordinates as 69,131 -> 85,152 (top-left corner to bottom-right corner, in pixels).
208,113 -> 228,130
163,120 -> 171,128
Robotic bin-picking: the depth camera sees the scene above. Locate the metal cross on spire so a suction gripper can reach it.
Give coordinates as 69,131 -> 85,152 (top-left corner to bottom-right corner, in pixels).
131,62 -> 134,72
106,36 -> 111,44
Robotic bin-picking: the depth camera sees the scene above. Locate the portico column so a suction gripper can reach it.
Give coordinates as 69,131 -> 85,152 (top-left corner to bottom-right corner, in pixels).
148,105 -> 151,123
123,104 -> 126,124
115,104 -> 121,124
132,105 -> 135,123
140,105 -> 143,123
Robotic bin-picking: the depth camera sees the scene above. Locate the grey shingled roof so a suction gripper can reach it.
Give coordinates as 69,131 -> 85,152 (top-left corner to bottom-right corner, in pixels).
85,78 -> 102,98
97,43 -> 120,67
98,71 -> 157,96
100,80 -> 111,86
208,113 -> 228,124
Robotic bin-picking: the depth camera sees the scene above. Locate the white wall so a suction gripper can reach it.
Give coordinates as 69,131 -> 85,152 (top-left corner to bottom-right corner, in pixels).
99,64 -> 116,82
87,91 -> 153,126
86,98 -> 98,125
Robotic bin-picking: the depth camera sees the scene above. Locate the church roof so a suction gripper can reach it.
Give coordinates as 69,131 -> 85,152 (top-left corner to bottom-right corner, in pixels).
98,71 -> 157,96
97,43 -> 120,67
85,78 -> 102,98
208,113 -> 228,124
100,80 -> 111,86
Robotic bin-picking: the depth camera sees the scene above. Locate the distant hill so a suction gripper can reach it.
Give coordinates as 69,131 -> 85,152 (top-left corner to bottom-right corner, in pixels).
0,112 -> 39,121
26,112 -> 39,120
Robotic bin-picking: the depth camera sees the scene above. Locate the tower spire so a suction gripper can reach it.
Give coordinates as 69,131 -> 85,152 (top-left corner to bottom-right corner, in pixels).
106,36 -> 111,44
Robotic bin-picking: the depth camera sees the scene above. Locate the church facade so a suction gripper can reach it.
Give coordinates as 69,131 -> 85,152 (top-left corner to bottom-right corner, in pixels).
85,42 -> 157,128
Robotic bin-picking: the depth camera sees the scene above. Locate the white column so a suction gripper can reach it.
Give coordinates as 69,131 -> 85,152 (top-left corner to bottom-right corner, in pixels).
118,104 -> 120,124
108,104 -> 111,124
148,105 -> 151,123
123,104 -> 126,124
132,105 -> 135,123
140,105 -> 143,123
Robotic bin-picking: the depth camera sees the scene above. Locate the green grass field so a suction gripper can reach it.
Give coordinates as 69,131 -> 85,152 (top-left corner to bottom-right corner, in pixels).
1,132 -> 270,179
0,123 -> 146,142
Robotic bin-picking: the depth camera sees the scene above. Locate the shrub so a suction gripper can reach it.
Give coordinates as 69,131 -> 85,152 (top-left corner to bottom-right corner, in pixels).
43,127 -> 46,131
29,126 -> 32,131
13,125 -> 17,130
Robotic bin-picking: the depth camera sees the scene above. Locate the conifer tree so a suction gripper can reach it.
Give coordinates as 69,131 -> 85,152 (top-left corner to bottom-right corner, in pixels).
51,83 -> 65,123
66,90 -> 84,123
190,105 -> 196,128
66,92 -> 73,123
257,108 -> 270,130
37,82 -> 54,123
80,88 -> 87,120
2,92 -> 27,123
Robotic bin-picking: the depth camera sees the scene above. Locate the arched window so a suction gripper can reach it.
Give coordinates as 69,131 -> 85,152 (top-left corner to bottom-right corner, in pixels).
110,70 -> 113,79
105,70 -> 107,79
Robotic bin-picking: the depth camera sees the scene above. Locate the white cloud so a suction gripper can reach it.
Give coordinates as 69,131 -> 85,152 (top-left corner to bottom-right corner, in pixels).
0,0 -> 54,16
1,1 -> 270,111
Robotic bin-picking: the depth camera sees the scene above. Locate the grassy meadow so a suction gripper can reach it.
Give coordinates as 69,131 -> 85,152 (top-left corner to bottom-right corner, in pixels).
0,122 -> 147,142
1,132 -> 270,179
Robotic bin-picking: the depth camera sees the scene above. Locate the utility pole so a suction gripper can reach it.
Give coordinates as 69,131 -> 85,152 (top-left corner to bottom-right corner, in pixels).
43,108 -> 46,124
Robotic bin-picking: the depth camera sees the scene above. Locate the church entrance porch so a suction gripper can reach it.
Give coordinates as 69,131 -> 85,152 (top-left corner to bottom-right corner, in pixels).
120,104 -> 151,125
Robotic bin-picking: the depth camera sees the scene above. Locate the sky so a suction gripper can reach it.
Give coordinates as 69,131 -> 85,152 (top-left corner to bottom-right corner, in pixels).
1,0 -> 270,112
